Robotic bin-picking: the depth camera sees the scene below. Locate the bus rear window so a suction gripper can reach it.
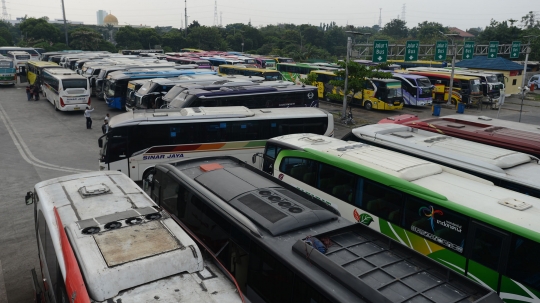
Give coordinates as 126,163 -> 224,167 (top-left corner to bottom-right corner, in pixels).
63,79 -> 88,89
0,61 -> 11,67
16,55 -> 31,60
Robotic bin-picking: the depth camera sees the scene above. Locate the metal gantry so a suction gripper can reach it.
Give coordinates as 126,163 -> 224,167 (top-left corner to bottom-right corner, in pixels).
352,43 -> 531,59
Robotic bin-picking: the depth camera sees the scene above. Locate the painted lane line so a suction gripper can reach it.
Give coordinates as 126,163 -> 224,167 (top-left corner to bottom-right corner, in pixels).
0,260 -> 8,303
0,104 -> 90,173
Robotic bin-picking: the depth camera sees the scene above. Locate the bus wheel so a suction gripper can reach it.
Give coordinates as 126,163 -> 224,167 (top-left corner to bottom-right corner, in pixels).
54,101 -> 59,111
364,101 -> 373,111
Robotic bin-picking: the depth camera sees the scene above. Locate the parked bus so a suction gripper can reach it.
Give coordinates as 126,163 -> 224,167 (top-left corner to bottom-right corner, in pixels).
25,61 -> 62,88
391,72 -> 433,106
309,70 -> 404,111
104,69 -> 216,110
354,59 -> 401,71
119,49 -> 164,55
255,57 -> 276,69
0,56 -> 16,85
6,51 -> 32,74
205,57 -> 243,70
179,48 -> 205,53
0,46 -> 40,59
24,171 -> 243,303
98,106 -> 333,181
387,59 -> 448,69
343,123 -> 540,198
42,68 -> 91,111
165,84 -> 319,109
148,155 -> 501,303
256,133 -> 540,301
403,70 -> 482,104
274,56 -> 295,63
383,114 -> 540,158
277,63 -> 338,84
218,65 -> 283,81
167,57 -> 211,69
407,67 -> 503,107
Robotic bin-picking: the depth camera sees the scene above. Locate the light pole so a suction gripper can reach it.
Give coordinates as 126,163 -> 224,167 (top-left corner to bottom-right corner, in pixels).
439,32 -> 459,106
521,35 -> 539,88
60,0 -> 68,45
341,31 -> 370,119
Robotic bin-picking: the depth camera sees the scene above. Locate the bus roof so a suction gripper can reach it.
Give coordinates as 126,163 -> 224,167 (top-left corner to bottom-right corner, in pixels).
271,133 -> 540,243
406,71 -> 480,80
160,156 -> 501,303
186,83 -> 315,97
26,61 -> 60,68
351,123 -> 539,186
110,106 -> 329,128
34,171 -> 240,302
391,72 -> 429,80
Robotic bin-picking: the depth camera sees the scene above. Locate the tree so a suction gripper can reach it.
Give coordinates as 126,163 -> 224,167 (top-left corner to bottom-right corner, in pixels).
162,29 -> 187,51
330,61 -> 392,102
186,26 -> 226,50
0,28 -> 12,45
477,19 -> 519,44
414,21 -> 447,41
521,11 -> 539,29
19,18 -> 61,44
69,28 -> 103,50
115,26 -> 143,49
138,28 -> 161,49
381,19 -> 408,39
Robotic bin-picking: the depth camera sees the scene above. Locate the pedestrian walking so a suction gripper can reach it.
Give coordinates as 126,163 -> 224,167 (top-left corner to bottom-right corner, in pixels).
25,86 -> 32,101
104,113 -> 110,123
84,106 -> 94,129
33,86 -> 40,101
101,119 -> 109,134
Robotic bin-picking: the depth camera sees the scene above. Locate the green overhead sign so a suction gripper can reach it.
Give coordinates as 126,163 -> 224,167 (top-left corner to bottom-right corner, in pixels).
488,41 -> 499,59
405,40 -> 419,61
510,41 -> 521,59
435,41 -> 448,61
372,40 -> 388,63
462,41 -> 474,60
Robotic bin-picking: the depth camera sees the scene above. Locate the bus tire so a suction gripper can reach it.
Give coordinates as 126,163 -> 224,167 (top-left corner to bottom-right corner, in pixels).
364,101 -> 373,111
54,101 -> 59,111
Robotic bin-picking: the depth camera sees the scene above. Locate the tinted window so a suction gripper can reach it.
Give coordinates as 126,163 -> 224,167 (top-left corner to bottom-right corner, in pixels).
280,157 -> 319,188
360,180 -> 402,224
470,226 -> 503,270
62,79 -> 87,89
404,197 -> 467,253
508,236 -> 540,290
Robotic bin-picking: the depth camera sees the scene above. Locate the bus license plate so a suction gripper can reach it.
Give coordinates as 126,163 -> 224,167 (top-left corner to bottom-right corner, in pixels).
394,102 -> 401,105
74,107 -> 80,110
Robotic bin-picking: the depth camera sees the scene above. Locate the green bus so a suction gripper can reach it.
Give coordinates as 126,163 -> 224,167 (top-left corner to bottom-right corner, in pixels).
255,133 -> 540,302
276,63 -> 339,84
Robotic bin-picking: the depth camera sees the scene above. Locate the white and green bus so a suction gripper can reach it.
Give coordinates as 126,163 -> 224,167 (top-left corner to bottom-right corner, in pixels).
255,133 -> 540,302
276,63 -> 339,84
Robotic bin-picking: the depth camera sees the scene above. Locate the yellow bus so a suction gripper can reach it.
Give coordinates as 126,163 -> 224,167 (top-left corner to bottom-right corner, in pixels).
217,65 -> 284,81
311,70 -> 404,111
25,61 -> 62,87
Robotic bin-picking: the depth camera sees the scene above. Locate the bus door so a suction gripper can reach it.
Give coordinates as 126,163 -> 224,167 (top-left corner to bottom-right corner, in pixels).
261,143 -> 283,174
108,135 -> 130,176
465,221 -> 511,293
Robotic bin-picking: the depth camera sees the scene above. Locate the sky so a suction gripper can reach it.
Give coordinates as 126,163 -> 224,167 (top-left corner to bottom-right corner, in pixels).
4,0 -> 535,30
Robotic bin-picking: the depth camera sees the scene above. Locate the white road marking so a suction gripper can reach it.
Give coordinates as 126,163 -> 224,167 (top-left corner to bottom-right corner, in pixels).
0,260 -> 8,303
0,103 -> 91,173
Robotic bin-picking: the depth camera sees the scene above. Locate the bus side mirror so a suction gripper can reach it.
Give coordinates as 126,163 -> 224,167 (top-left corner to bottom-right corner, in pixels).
25,191 -> 34,205
98,137 -> 103,148
252,152 -> 262,164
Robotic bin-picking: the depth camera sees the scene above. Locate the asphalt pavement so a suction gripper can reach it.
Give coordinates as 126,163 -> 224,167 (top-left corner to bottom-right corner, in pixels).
0,82 -> 538,302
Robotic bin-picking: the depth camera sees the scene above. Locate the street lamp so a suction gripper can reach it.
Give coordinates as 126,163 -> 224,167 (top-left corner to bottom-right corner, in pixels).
341,31 -> 370,119
439,31 -> 459,107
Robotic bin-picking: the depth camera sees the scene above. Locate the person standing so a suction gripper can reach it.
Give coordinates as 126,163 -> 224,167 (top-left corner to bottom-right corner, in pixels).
104,113 -> 110,123
33,86 -> 40,101
84,107 -> 94,129
101,119 -> 109,134
25,86 -> 32,101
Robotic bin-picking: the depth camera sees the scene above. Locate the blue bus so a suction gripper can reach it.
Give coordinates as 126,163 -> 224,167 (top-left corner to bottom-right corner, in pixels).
103,69 -> 216,110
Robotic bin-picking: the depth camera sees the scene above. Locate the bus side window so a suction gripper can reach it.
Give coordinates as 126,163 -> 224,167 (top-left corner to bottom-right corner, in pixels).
404,197 -> 468,254
362,180 -> 402,225
507,236 -> 540,291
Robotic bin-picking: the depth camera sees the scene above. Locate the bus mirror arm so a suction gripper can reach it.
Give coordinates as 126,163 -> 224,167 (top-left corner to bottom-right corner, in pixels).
252,152 -> 262,164
25,191 -> 34,205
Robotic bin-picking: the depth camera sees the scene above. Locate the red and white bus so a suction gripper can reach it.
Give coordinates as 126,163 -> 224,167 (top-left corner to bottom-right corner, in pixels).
25,171 -> 244,303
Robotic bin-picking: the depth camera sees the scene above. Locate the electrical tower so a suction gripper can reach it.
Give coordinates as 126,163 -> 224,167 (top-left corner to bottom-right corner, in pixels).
213,0 -> 218,26
378,8 -> 382,29
184,0 -> 188,36
401,4 -> 406,22
1,0 -> 8,21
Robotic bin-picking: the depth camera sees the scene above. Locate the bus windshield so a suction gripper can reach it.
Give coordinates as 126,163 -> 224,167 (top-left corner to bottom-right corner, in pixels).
164,86 -> 187,101
417,77 -> 433,97
63,79 -> 87,89
169,91 -> 190,107
16,55 -> 31,60
105,80 -> 117,97
138,81 -> 154,93
0,61 -> 12,68
485,75 -> 498,83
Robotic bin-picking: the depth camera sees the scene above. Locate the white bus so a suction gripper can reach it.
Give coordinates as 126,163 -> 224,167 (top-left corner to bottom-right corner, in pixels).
24,171 -> 243,303
343,123 -> 540,198
256,133 -> 540,301
6,51 -> 32,73
98,106 -> 334,182
42,68 -> 91,111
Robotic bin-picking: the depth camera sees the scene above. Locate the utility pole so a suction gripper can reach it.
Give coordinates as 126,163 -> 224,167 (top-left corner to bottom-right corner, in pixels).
519,35 -> 539,122
342,36 -> 352,119
213,0 -> 218,26
60,0 -> 69,45
184,0 -> 188,37
440,32 -> 459,106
